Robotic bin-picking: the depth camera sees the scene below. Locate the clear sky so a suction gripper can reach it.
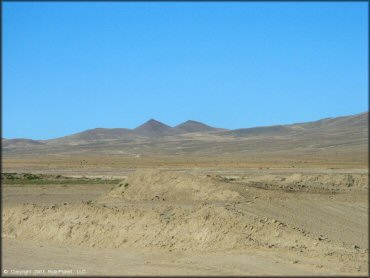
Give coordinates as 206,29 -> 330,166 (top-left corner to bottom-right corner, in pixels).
3,2 -> 368,140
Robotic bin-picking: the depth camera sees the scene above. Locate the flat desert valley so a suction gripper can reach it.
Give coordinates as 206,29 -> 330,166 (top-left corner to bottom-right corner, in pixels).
2,112 -> 368,275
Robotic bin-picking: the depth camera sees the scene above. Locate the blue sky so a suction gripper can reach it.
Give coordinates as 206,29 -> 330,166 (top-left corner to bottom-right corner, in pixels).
3,2 -> 368,139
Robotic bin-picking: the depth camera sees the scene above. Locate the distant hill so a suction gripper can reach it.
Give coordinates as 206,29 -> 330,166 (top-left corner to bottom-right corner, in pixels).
49,128 -> 135,144
227,125 -> 294,137
2,138 -> 45,148
227,112 -> 368,137
37,119 -> 225,145
134,119 -> 178,136
2,112 -> 368,159
175,120 -> 226,133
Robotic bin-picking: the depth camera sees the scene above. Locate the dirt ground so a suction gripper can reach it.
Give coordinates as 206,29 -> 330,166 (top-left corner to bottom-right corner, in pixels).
1,157 -> 369,276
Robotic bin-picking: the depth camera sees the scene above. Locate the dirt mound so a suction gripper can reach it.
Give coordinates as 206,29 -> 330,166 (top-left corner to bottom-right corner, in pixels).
2,202 -> 342,253
102,169 -> 243,202
239,173 -> 368,192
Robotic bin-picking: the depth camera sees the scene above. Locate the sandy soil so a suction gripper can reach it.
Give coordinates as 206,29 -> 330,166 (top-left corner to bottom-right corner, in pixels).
2,168 -> 368,276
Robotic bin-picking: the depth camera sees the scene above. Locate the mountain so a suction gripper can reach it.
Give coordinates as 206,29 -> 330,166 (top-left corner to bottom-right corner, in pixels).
50,118 -> 210,143
134,119 -> 177,136
49,128 -> 135,144
2,112 -> 368,159
228,112 -> 368,137
175,120 -> 226,133
39,119 -> 225,144
227,125 -> 294,137
2,138 -> 45,148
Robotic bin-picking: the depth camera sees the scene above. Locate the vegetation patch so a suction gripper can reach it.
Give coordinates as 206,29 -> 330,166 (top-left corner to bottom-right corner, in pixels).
1,173 -> 120,185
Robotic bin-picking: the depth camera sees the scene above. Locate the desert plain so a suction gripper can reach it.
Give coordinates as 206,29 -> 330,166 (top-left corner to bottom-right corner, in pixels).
2,112 -> 369,276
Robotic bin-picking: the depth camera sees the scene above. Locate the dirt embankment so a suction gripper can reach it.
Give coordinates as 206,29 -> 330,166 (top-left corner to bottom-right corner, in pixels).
2,169 -> 368,274
235,173 -> 367,193
102,169 -> 243,202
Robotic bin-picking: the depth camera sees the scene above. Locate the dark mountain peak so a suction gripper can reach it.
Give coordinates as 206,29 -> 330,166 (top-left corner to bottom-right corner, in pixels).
147,118 -> 166,125
182,120 -> 200,124
175,120 -> 225,133
181,120 -> 208,126
134,119 -> 174,135
135,119 -> 171,129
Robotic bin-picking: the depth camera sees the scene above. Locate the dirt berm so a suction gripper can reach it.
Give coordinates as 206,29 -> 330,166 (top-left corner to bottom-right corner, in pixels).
2,170 -> 367,260
102,169 -> 243,202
